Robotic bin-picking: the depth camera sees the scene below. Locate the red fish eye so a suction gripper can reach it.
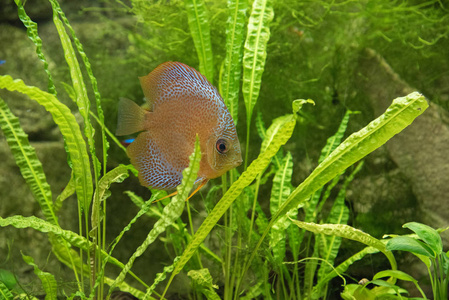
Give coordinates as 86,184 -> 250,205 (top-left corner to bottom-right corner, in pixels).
216,139 -> 228,154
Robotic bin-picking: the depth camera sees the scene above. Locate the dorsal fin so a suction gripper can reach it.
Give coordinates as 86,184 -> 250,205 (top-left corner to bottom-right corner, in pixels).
116,98 -> 146,136
138,62 -> 222,109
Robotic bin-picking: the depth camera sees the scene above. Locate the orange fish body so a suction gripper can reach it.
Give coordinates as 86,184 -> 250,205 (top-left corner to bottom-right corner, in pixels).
116,62 -> 242,190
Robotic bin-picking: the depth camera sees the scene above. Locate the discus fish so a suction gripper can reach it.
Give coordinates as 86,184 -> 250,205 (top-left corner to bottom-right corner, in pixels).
116,62 -> 242,190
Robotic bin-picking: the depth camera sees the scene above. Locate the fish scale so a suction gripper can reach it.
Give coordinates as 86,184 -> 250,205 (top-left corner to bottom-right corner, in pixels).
116,62 -> 242,190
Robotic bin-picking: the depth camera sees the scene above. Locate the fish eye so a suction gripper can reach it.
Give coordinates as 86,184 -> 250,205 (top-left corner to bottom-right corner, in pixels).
216,139 -> 228,154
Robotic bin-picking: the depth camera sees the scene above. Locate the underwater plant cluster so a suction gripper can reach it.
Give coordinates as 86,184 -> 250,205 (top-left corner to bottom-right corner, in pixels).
0,0 -> 448,299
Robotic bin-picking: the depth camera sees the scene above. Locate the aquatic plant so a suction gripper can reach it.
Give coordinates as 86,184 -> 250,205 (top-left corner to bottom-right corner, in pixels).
0,0 -> 441,299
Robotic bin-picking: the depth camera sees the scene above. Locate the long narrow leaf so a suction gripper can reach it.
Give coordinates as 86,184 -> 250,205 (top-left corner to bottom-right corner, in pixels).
50,0 -> 99,210
0,215 -> 146,289
22,253 -> 58,300
242,0 -> 274,123
276,92 -> 428,231
317,162 -> 364,288
0,97 -> 56,225
162,114 -> 296,297
0,282 -> 14,300
292,221 -> 397,272
269,152 -> 293,264
185,0 -> 214,83
15,0 -> 56,95
220,0 -> 248,124
50,0 -> 109,177
91,165 -> 131,232
312,246 -> 381,298
0,76 -> 92,221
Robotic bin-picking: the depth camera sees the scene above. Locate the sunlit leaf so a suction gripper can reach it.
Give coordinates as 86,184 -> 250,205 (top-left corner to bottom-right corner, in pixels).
0,76 -> 92,214
22,253 -> 58,300
15,0 -> 56,95
242,0 -> 274,122
0,97 -> 56,225
220,0 -> 248,124
185,0 -> 214,83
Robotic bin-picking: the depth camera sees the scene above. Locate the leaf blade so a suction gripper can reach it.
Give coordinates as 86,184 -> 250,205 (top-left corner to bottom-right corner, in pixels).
185,0 -> 214,83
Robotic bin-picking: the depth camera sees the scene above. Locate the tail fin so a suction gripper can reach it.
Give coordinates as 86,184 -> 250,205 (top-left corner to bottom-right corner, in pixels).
116,98 -> 146,136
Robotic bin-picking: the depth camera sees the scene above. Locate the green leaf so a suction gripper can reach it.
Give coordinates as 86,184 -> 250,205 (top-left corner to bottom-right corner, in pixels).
15,0 -> 56,95
162,115 -> 296,297
274,92 -> 428,238
91,165 -> 131,232
54,172 -> 75,214
0,215 -> 143,285
185,0 -> 214,83
143,258 -> 179,300
242,0 -> 274,123
261,115 -> 292,153
0,281 -> 14,300
373,270 -> 417,283
188,268 -> 220,300
403,222 -> 442,255
22,253 -> 58,300
220,0 -> 248,125
110,136 -> 202,295
317,162 -> 363,284
50,0 -> 108,177
0,97 -> 56,225
386,236 -> 435,257
50,0 -> 100,204
0,76 -> 93,213
292,99 -> 315,114
292,221 -> 397,273
313,246 -> 380,299
318,110 -> 355,164
269,152 -> 294,264
303,110 -> 355,243
255,110 -> 267,139
0,269 -> 17,290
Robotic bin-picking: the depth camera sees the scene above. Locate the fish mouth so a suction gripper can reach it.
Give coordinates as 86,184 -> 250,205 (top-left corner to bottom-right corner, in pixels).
235,159 -> 243,167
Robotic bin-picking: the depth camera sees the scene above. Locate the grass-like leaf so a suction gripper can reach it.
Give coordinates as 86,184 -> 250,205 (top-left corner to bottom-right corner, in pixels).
312,246 -> 380,298
162,114 -> 296,297
54,172 -> 75,214
242,0 -> 274,122
22,253 -> 58,300
0,215 -> 146,290
292,221 -> 397,272
15,0 -> 56,95
50,0 -> 100,208
50,0 -> 109,177
0,97 -> 56,225
185,0 -> 214,83
316,162 -> 363,297
0,75 -> 93,218
275,92 -> 428,232
269,152 -> 293,264
220,0 -> 248,124
91,165 -> 131,232
109,136 -> 202,295
0,281 -> 14,300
